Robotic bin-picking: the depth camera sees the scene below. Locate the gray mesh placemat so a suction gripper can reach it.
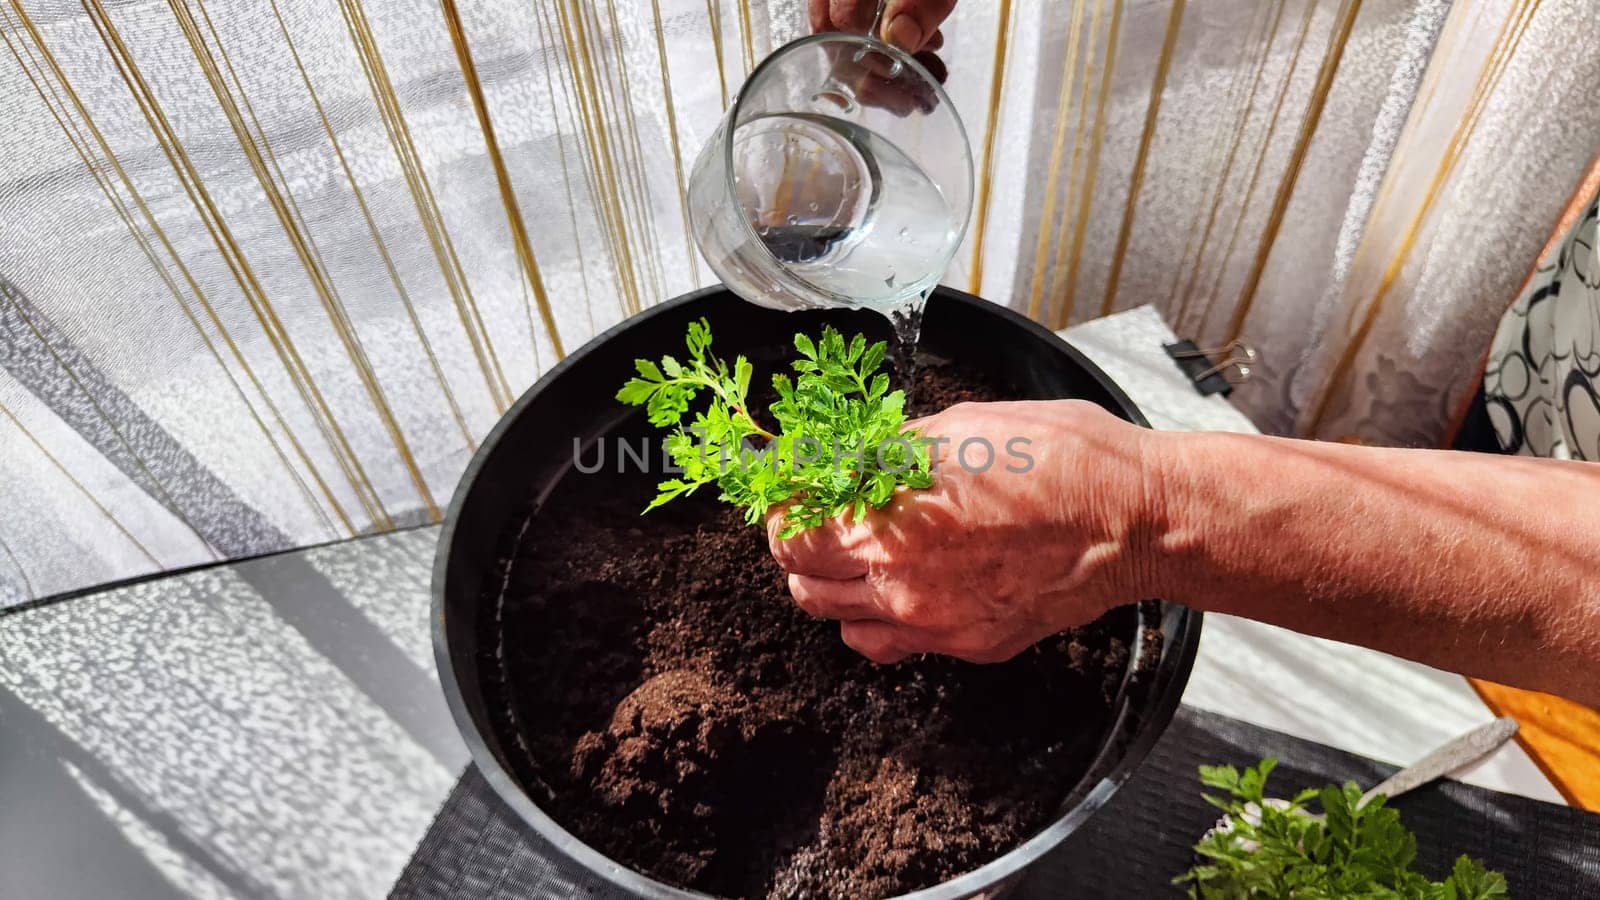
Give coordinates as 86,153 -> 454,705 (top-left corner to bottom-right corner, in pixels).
391,707 -> 1600,898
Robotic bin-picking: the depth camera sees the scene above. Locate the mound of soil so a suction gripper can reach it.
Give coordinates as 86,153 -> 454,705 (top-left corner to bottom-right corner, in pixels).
483,362 -> 1149,899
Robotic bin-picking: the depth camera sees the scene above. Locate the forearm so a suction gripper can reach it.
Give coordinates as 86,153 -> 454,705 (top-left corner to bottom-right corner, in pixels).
1144,430 -> 1600,707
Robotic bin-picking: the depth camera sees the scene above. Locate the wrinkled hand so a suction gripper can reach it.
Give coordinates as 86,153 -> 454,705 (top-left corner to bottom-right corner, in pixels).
810,0 -> 956,53
767,400 -> 1160,664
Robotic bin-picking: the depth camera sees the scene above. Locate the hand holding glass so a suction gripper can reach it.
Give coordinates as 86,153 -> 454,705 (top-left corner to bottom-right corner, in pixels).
688,33 -> 974,317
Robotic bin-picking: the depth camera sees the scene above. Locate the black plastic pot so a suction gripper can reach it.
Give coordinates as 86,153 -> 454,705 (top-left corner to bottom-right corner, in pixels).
433,285 -> 1201,899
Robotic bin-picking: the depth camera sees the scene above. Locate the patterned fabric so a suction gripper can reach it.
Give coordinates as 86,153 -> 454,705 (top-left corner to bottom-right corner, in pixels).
1471,179 -> 1600,813
1483,192 -> 1600,459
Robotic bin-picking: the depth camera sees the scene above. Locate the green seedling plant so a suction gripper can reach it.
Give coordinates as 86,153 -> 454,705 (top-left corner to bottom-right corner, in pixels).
616,318 -> 931,537
1178,758 -> 1508,899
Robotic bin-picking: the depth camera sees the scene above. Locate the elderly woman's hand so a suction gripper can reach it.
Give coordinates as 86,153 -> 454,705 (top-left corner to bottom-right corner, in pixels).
810,0 -> 956,53
765,400 -> 1160,664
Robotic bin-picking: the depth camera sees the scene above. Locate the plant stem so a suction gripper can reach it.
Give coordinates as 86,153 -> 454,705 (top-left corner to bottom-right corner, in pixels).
669,373 -> 776,440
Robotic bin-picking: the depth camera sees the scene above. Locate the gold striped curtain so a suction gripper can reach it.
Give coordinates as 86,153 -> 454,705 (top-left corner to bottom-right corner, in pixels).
0,0 -> 798,599
1003,0 -> 1600,444
1,0 -> 1596,602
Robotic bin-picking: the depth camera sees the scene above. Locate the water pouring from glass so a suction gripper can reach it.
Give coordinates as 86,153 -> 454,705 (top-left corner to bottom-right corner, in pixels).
686,23 -> 974,369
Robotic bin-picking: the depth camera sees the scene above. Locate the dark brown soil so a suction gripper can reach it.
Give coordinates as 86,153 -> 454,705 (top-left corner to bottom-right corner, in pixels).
486,361 -> 1146,899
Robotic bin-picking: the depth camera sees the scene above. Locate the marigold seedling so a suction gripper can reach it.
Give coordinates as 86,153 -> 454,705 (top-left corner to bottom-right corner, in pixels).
616,318 -> 932,537
1176,757 -> 1508,898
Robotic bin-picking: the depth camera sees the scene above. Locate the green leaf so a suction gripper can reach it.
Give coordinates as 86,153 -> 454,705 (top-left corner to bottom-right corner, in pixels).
643,478 -> 695,513
616,376 -> 654,405
686,318 -> 712,359
821,326 -> 844,360
866,470 -> 896,505
1448,856 -> 1507,900
645,383 -> 694,427
1198,764 -> 1241,792
635,358 -> 664,381
1323,784 -> 1355,842
861,340 -> 887,377
847,332 -> 866,363
734,355 -> 752,399
794,332 -> 817,360
1236,758 -> 1273,802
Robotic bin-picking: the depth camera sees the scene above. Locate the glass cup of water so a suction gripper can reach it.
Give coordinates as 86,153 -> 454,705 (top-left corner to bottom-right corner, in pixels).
688,33 -> 974,319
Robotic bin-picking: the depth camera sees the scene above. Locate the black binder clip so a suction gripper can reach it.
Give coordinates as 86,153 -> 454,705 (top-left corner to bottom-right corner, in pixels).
1162,339 -> 1256,397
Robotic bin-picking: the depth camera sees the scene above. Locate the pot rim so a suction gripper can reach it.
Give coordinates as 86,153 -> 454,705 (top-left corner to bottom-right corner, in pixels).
432,285 -> 1202,899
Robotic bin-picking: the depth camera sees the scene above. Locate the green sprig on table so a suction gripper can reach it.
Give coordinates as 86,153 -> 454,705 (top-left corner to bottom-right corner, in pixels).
1177,758 -> 1509,899
616,318 -> 932,537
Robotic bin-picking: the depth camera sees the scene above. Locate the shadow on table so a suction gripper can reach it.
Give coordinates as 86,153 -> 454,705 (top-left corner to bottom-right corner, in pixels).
231,546 -> 461,768
0,528 -> 469,899
0,685 -> 274,900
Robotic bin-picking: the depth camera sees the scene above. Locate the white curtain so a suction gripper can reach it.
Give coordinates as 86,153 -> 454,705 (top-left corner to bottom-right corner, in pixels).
1,0 -> 1596,602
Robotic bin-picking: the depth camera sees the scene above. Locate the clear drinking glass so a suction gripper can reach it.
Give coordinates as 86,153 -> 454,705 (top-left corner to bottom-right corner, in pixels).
688,33 -> 974,317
